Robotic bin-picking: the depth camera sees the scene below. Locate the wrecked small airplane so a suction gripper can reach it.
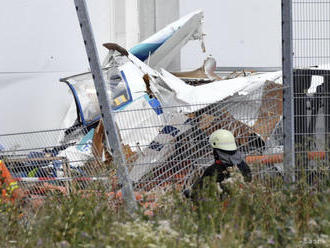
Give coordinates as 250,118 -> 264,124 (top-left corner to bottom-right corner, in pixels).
59,45 -> 283,188
2,10 -> 286,192
54,10 -> 286,190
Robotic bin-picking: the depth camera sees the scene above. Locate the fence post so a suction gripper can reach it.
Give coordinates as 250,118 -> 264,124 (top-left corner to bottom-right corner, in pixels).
73,0 -> 137,213
281,0 -> 295,183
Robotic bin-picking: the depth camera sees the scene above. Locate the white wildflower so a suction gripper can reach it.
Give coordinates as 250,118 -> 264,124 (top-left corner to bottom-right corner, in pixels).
216,183 -> 223,194
158,220 -> 179,236
147,244 -> 159,248
308,219 -> 318,228
288,226 -> 297,234
222,177 -> 234,185
318,234 -> 329,244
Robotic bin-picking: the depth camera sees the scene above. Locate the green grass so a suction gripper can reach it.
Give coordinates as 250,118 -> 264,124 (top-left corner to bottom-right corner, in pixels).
0,178 -> 329,248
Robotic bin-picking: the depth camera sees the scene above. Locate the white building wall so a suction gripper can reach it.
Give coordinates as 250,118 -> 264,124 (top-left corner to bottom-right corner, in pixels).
139,0 -> 180,71
0,1 -> 111,134
138,0 -> 156,41
125,0 -> 140,49
122,0 -> 282,70
110,0 -> 180,70
179,0 -> 282,70
109,0 -> 127,48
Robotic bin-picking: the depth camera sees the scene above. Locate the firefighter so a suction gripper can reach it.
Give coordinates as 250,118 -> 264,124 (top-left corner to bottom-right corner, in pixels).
185,129 -> 252,199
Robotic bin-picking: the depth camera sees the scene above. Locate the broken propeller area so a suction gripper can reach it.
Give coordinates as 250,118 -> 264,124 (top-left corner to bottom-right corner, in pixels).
103,43 -> 129,56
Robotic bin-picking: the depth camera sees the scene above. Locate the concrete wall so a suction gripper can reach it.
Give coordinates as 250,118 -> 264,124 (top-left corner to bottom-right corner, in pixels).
109,0 -> 180,70
179,0 -> 282,70
139,0 -> 180,71
138,0 -> 157,41
0,1 -> 111,134
109,0 -> 127,48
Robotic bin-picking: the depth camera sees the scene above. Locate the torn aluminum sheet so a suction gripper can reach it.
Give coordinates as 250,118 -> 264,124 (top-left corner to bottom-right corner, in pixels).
60,6 -> 283,151
172,55 -> 222,82
157,68 -> 282,114
57,128 -> 95,168
125,71 -> 284,189
128,112 -> 191,183
128,86 -> 283,190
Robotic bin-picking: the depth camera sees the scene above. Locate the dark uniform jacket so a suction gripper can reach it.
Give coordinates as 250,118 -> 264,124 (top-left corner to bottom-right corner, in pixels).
189,149 -> 252,196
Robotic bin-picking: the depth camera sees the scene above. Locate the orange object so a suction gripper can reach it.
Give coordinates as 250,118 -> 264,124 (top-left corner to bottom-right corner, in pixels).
112,191 -> 144,201
246,154 -> 283,164
307,151 -> 326,160
174,173 -> 185,179
222,199 -> 230,211
143,201 -> 158,209
42,183 -> 67,195
0,160 -> 24,203
134,192 -> 143,201
115,191 -> 122,199
143,209 -> 154,217
246,151 -> 326,165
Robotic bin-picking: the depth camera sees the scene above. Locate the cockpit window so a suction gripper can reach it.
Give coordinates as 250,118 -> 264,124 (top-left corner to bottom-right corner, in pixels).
65,68 -> 132,124
107,70 -> 132,110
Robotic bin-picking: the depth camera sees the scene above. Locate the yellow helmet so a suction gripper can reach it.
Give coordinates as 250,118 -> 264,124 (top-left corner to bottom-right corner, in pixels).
209,129 -> 237,151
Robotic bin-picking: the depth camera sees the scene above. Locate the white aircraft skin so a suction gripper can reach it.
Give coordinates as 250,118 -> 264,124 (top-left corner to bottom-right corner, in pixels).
61,51 -> 167,148
158,68 -> 282,111
4,10 -> 327,186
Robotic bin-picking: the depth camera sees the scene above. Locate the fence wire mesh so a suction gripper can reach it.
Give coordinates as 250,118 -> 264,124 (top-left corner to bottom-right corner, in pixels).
0,126 -> 116,196
1,81 -> 288,196
1,1 -> 329,200
291,0 -> 330,187
119,83 -> 284,191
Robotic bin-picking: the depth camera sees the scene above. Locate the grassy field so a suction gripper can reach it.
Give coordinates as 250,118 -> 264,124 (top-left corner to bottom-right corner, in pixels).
1,177 -> 329,248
